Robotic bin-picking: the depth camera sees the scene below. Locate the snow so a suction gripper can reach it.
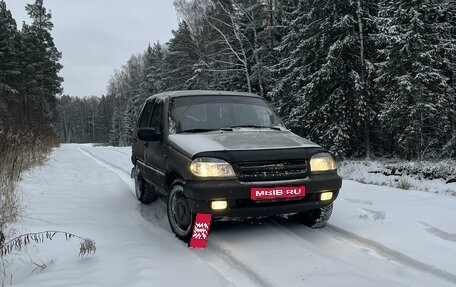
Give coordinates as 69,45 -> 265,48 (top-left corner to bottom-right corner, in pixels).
4,144 -> 456,286
339,160 -> 456,196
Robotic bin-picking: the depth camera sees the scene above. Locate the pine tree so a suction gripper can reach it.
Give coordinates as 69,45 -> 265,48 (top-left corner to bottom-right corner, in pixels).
440,0 -> 456,158
110,108 -> 123,146
0,0 -> 19,93
120,54 -> 144,144
141,42 -> 165,96
376,0 -> 454,159
164,21 -> 200,90
122,96 -> 141,144
268,0 -> 301,121
0,0 -> 20,127
271,0 -> 379,157
94,95 -> 114,143
24,0 -> 63,132
232,0 -> 272,97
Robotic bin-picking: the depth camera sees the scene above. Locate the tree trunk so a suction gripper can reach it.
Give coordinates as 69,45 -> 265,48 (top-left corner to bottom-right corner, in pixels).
268,0 -> 274,52
41,73 -> 45,130
243,53 -> 252,93
24,91 -> 28,127
357,0 -> 370,158
92,113 -> 95,142
253,29 -> 264,96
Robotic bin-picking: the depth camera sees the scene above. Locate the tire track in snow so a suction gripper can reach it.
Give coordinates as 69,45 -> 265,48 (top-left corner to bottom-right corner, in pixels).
81,146 -> 456,285
419,221 -> 456,243
201,242 -> 276,287
79,147 -> 237,286
324,224 -> 456,284
275,220 -> 456,285
78,146 -> 135,195
80,147 -> 132,174
104,147 -> 131,157
137,200 -> 269,287
137,201 -> 270,287
78,148 -> 238,286
79,146 -> 268,287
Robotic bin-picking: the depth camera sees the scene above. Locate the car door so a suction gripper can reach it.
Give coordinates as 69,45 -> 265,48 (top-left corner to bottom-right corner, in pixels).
134,102 -> 154,169
143,100 -> 166,191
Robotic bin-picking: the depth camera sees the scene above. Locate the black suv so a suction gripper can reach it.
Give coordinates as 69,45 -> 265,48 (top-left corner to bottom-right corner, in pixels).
131,90 -> 342,241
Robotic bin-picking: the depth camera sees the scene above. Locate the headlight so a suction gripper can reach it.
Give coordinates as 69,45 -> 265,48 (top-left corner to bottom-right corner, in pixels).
310,153 -> 336,172
190,157 -> 235,177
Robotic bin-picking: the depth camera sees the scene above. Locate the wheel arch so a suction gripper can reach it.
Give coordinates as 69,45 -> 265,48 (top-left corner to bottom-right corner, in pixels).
166,169 -> 184,192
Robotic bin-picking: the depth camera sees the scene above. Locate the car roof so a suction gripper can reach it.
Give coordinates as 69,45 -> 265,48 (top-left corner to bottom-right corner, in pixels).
146,90 -> 262,103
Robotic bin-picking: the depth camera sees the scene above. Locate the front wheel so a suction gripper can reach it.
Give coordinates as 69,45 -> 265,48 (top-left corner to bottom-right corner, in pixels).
294,203 -> 333,228
134,164 -> 157,204
167,183 -> 195,242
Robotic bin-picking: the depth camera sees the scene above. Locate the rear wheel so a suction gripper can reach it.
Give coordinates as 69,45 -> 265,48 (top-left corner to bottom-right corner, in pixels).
134,164 -> 157,204
294,203 -> 333,228
167,183 -> 195,242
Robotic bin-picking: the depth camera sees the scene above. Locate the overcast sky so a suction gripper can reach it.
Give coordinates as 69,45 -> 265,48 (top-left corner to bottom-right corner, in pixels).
5,0 -> 178,97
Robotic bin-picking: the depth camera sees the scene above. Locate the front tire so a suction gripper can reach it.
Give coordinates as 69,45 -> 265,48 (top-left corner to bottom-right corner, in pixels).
294,203 -> 333,228
134,164 -> 157,204
167,183 -> 195,242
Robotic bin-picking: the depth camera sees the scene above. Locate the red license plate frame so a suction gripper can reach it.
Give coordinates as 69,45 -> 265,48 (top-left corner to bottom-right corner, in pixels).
250,186 -> 306,200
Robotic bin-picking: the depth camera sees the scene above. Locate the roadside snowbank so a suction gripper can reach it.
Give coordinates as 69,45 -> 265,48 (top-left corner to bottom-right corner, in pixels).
338,160 -> 456,196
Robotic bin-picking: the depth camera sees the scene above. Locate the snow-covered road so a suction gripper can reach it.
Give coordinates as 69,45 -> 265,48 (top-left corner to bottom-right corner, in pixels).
9,144 -> 456,286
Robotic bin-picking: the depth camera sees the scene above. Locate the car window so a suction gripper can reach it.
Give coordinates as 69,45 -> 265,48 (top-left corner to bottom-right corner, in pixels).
149,101 -> 163,132
138,103 -> 154,128
169,96 -> 283,133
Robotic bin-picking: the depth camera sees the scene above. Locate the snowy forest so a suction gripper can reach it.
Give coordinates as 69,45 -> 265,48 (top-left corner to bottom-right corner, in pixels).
59,0 -> 455,160
2,0 -> 455,160
0,0 -> 62,139
1,0 -> 62,249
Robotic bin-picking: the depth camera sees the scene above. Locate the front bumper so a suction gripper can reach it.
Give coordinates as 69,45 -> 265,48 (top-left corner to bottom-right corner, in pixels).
183,172 -> 342,218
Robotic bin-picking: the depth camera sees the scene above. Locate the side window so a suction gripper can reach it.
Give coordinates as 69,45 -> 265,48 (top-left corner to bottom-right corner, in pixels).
139,103 -> 154,128
149,101 -> 163,132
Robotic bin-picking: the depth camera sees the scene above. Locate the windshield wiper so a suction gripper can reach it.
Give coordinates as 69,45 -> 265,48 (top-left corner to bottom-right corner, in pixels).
229,125 -> 281,131
180,128 -> 233,133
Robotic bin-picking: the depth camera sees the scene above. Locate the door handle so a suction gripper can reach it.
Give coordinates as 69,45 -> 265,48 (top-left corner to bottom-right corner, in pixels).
144,141 -> 149,148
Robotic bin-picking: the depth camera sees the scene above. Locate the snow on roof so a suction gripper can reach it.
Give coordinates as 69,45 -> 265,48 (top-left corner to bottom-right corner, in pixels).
146,90 -> 262,102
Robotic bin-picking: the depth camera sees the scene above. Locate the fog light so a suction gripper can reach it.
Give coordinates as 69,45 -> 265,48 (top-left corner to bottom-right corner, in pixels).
211,201 -> 227,210
320,192 -> 333,201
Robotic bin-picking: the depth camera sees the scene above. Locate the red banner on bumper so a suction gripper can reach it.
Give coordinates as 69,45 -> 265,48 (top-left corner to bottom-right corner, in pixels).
251,186 -> 306,200
189,213 -> 212,249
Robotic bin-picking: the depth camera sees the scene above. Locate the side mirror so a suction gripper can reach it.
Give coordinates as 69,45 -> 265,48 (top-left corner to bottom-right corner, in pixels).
138,128 -> 162,142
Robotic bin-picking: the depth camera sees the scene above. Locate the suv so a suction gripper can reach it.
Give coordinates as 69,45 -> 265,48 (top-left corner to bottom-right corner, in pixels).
131,90 -> 342,241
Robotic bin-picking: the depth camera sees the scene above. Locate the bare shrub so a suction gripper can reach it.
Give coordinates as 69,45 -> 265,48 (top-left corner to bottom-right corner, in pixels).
0,129 -> 55,239
397,177 -> 412,190
0,231 -> 96,257
0,130 -> 95,283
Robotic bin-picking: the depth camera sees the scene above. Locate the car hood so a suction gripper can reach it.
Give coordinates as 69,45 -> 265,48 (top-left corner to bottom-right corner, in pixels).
168,130 -> 320,157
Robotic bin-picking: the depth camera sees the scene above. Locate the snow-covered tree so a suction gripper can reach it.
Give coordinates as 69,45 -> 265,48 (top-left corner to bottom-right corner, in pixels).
110,109 -> 123,147
25,0 -> 63,126
164,21 -> 200,90
141,42 -> 165,97
440,0 -> 456,158
0,1 -> 20,97
271,0 -> 379,157
375,0 -> 454,159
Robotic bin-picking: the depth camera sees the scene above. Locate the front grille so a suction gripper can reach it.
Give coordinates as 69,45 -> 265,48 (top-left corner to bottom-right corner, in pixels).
236,160 -> 308,182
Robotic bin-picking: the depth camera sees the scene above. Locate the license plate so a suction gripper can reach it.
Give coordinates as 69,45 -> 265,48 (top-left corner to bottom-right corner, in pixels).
251,186 -> 306,200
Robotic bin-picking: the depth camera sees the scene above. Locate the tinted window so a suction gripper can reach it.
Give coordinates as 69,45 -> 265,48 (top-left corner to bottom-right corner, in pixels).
150,101 -> 163,131
169,96 -> 283,133
139,103 -> 154,128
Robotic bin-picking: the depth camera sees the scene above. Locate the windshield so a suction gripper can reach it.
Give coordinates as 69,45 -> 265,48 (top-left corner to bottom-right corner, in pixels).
169,96 -> 283,133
